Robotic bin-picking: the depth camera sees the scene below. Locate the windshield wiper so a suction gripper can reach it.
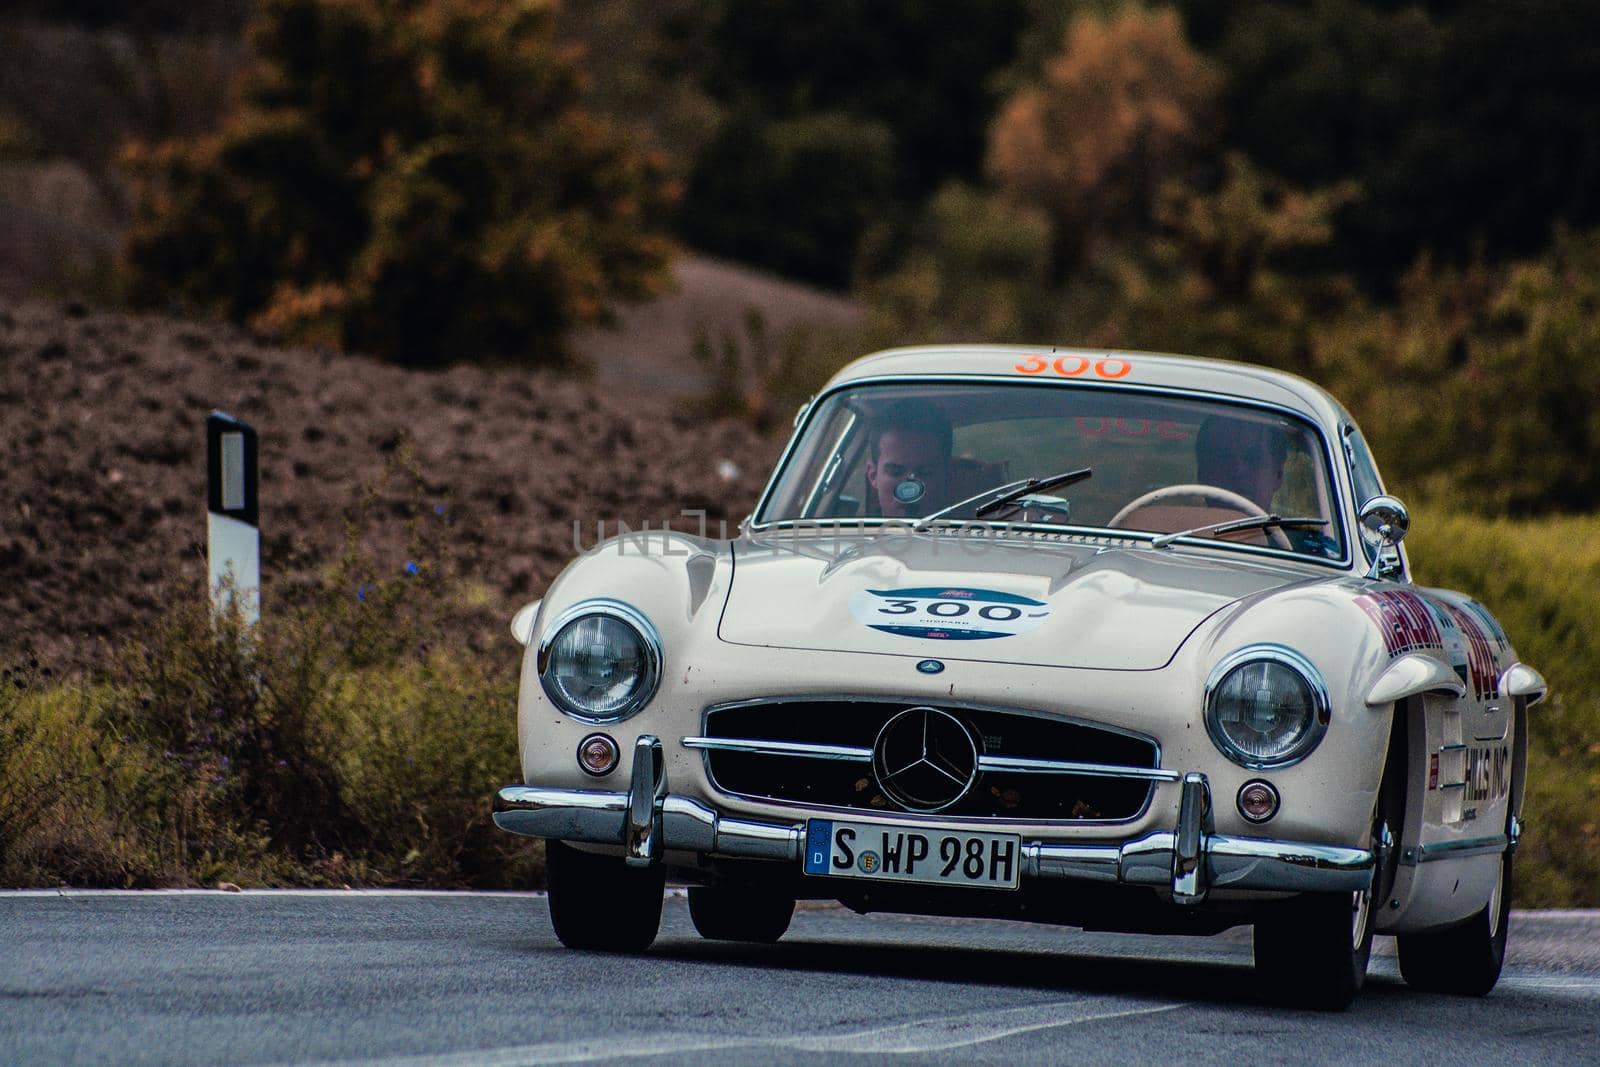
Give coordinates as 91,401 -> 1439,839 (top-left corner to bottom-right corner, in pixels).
1150,514 -> 1328,549
911,468 -> 1093,530
974,467 -> 1093,518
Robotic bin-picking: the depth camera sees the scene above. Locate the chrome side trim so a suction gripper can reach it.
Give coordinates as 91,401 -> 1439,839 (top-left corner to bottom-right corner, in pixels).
681,736 -> 873,762
1399,833 -> 1509,866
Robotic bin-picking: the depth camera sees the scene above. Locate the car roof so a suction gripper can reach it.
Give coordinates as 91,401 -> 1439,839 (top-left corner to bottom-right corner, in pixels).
823,345 -> 1353,429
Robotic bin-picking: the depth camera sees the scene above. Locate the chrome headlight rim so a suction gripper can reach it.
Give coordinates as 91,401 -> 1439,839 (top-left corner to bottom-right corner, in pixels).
1203,644 -> 1331,770
536,598 -> 662,724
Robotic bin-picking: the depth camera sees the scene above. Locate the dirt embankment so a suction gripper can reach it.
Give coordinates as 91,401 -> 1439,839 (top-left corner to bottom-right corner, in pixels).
0,300 -> 781,672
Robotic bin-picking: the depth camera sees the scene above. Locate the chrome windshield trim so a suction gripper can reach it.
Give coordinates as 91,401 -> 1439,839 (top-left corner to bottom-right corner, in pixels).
744,519 -> 1347,571
681,736 -> 872,762
976,755 -> 1183,782
749,373 -> 1353,568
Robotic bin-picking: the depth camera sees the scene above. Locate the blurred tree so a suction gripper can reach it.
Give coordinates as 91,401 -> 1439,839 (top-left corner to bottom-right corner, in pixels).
675,0 -> 1025,194
668,0 -> 1025,285
1,0 -> 253,32
122,0 -> 675,367
1182,0 -> 1600,287
553,0 -> 719,184
681,109 -> 897,288
862,183 -> 1056,344
986,5 -> 1220,272
1060,153 -> 1359,372
1318,229 -> 1600,514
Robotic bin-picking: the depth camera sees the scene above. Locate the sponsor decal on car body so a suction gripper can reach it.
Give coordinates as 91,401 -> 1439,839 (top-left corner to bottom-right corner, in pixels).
849,586 -> 1051,640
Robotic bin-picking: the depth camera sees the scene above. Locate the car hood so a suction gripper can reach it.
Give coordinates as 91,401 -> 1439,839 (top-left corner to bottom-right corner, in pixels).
718,531 -> 1319,670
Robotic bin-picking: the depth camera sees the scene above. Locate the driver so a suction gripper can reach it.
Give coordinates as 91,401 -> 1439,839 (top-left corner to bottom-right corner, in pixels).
1194,416 -> 1288,511
865,401 -> 952,517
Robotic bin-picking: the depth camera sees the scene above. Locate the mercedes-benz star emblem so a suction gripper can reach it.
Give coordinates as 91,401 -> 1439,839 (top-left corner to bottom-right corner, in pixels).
872,706 -> 979,813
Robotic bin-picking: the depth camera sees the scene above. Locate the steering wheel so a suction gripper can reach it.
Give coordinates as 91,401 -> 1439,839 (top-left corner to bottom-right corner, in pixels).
1107,483 -> 1293,550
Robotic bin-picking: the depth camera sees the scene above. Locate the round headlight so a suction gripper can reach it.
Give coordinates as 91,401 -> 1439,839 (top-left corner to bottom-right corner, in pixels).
537,600 -> 661,722
1204,646 -> 1330,769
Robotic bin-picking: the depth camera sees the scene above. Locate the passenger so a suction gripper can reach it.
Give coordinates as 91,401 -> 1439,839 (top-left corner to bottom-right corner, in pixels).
865,401 -> 953,518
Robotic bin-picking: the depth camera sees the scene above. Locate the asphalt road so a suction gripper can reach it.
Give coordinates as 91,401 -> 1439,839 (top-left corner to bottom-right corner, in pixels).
3,892 -> 1598,1066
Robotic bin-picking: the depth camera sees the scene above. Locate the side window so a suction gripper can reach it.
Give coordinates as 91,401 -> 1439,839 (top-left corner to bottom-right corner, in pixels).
1343,425 -> 1385,506
1343,425 -> 1396,569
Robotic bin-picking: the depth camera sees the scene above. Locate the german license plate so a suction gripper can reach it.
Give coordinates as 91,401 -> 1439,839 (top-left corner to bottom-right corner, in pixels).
803,819 -> 1020,890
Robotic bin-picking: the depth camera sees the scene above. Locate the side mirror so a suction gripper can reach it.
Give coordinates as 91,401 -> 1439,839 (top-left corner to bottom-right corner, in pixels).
1358,496 -> 1409,580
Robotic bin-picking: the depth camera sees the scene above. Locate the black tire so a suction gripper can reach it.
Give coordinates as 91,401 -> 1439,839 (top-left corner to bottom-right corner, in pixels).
1253,783 -> 1392,1012
687,886 -> 795,943
1254,886 -> 1376,1011
1397,846 -> 1511,996
545,840 -> 665,952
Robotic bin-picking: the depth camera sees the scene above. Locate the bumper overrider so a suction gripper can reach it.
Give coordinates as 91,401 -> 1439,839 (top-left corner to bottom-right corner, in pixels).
494,736 -> 1372,903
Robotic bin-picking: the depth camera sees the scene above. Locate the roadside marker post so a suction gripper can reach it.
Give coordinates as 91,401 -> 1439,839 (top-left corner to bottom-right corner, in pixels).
206,411 -> 260,624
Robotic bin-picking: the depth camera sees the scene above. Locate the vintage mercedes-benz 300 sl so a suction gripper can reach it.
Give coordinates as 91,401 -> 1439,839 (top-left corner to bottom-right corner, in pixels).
493,346 -> 1544,1009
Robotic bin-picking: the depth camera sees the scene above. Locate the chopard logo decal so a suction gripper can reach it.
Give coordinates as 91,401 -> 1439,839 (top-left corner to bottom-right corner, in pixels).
850,587 -> 1050,641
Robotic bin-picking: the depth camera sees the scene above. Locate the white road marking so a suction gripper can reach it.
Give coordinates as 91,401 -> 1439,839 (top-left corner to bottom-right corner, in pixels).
289,998 -> 1183,1066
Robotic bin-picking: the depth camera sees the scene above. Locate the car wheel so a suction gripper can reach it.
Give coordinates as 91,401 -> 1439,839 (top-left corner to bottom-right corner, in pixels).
1253,801 -> 1389,1011
687,886 -> 795,943
1254,884 -> 1375,1011
1397,843 -> 1511,996
545,840 -> 665,952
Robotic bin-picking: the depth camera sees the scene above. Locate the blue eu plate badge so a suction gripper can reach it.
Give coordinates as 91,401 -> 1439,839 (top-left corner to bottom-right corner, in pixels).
805,820 -> 833,875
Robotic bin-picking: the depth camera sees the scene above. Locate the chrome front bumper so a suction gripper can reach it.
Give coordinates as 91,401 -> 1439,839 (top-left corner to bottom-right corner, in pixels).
494,736 -> 1373,903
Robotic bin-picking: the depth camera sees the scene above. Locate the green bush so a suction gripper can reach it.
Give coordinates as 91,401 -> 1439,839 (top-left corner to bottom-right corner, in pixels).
1408,506 -> 1600,907
121,0 -> 675,367
0,446 -> 540,889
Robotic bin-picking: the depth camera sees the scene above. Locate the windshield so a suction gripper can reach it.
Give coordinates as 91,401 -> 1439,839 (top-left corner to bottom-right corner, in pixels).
756,381 -> 1347,561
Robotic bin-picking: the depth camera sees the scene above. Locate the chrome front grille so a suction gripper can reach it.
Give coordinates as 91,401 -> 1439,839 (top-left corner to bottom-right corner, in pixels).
688,699 -> 1170,822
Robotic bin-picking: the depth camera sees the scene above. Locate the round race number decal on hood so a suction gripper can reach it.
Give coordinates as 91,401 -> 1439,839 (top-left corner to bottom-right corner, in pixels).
849,587 -> 1051,641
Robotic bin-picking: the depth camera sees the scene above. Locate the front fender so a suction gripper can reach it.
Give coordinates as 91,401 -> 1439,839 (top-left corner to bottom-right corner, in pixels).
516,533 -> 732,783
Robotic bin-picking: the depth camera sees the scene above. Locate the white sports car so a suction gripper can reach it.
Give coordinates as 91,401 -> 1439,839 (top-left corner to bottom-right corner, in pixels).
494,346 -> 1544,1009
